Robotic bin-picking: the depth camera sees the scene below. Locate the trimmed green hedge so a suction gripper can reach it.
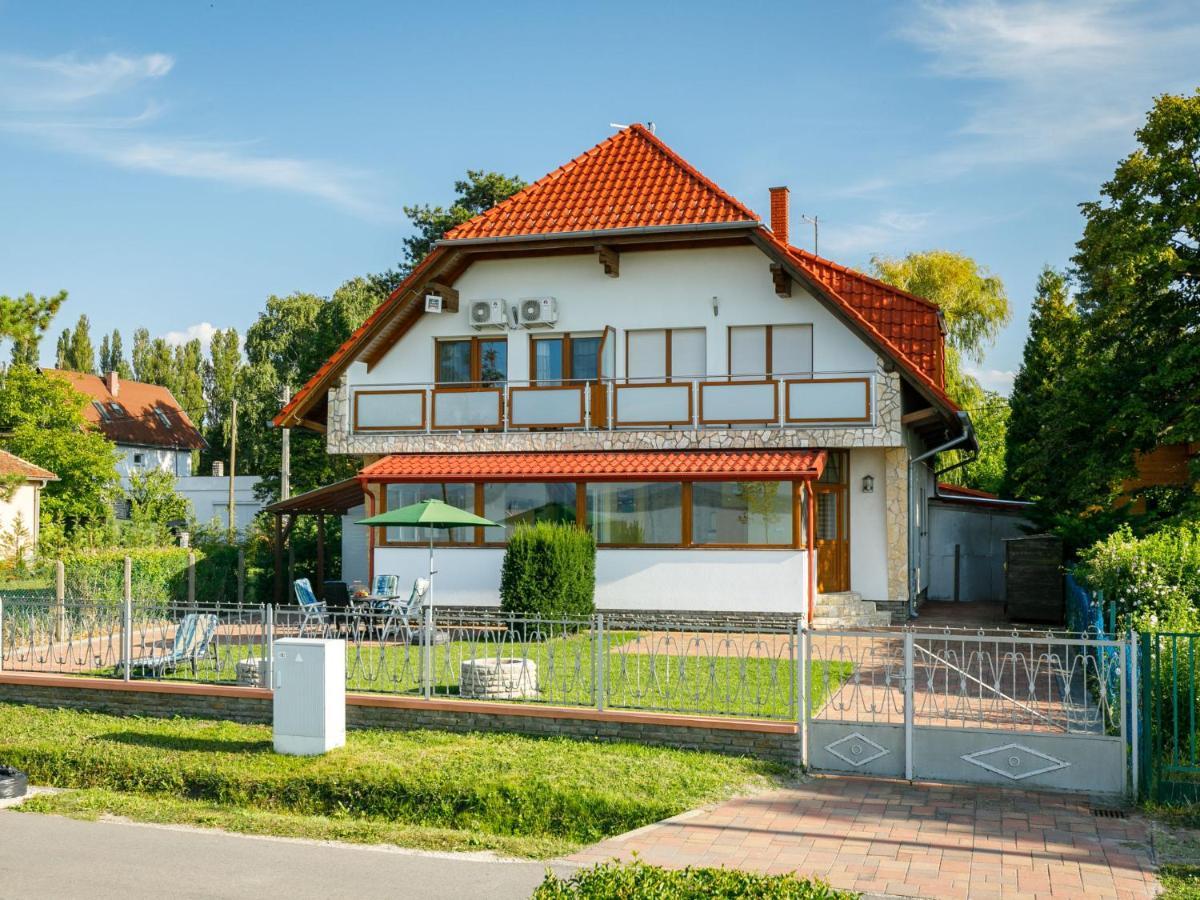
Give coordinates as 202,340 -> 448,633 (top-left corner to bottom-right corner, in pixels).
500,522 -> 595,619
60,545 -> 242,606
534,861 -> 856,899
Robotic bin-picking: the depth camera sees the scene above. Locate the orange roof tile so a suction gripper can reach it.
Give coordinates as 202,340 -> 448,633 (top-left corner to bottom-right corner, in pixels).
0,449 -> 57,482
45,369 -> 207,450
443,125 -> 759,241
360,449 -> 826,482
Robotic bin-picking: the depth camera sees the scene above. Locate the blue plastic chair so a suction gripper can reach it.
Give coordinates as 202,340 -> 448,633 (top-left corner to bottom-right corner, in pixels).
293,578 -> 328,636
117,613 -> 218,677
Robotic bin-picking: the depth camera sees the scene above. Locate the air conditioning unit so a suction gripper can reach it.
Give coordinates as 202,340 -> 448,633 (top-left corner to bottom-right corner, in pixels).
468,299 -> 508,330
518,297 -> 558,328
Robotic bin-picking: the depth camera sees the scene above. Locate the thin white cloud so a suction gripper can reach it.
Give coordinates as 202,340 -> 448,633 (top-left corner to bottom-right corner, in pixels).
819,210 -> 934,257
896,1 -> 1200,174
0,51 -> 387,218
964,365 -> 1016,395
161,322 -> 219,352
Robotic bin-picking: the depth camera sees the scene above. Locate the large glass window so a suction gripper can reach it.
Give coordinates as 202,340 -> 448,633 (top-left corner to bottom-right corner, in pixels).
691,481 -> 793,546
586,482 -> 682,545
436,337 -> 507,386
384,483 -> 475,543
532,333 -> 602,385
483,482 -> 577,542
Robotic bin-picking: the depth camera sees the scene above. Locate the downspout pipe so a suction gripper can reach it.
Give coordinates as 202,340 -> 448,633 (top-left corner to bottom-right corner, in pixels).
908,412 -> 975,618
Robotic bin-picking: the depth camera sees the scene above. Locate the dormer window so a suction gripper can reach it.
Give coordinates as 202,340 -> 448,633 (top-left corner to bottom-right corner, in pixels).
93,401 -> 111,422
153,408 -> 172,428
109,402 -> 127,418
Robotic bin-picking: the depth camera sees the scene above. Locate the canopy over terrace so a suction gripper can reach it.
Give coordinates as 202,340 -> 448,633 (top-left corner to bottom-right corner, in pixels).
264,477 -> 364,604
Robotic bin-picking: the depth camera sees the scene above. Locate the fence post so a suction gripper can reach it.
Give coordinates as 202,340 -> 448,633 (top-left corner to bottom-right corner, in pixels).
187,551 -> 196,609
54,559 -> 66,643
1129,629 -> 1139,803
237,548 -> 245,607
122,555 -> 132,682
422,603 -> 433,700
264,604 -> 274,690
594,613 -> 605,711
903,630 -> 914,781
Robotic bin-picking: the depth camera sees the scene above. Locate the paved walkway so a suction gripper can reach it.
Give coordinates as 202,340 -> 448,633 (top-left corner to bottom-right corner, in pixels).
0,810 -> 567,900
570,776 -> 1159,899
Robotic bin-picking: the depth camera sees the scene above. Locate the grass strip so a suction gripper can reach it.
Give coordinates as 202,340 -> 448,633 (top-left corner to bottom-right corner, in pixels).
1159,865 -> 1200,900
18,788 -> 575,858
533,860 -> 858,898
0,704 -> 785,851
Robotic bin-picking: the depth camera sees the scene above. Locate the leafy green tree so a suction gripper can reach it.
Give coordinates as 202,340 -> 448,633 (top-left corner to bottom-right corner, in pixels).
0,365 -> 120,532
170,339 -> 207,429
131,327 -> 151,380
0,289 -> 66,347
1065,90 -> 1200,512
871,250 -> 1012,491
128,468 -> 193,531
203,328 -> 241,469
54,329 -> 70,368
394,170 -> 526,275
61,314 -> 96,374
10,333 -> 40,368
98,329 -> 132,378
1004,268 -> 1081,502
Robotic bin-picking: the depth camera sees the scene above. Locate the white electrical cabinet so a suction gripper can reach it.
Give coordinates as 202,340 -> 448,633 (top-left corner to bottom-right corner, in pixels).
272,638 -> 346,755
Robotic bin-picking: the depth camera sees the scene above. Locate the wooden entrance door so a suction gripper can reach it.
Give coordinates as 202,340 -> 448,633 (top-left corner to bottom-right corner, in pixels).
814,451 -> 850,592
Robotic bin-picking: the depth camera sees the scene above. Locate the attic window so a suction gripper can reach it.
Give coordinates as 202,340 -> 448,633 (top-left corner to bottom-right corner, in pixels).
109,402 -> 127,418
153,409 -> 172,428
93,401 -> 111,422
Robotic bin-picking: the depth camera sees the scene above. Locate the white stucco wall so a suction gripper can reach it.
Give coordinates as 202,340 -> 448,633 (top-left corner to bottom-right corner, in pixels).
372,545 -> 810,613
176,475 -> 262,533
341,505 -> 369,586
848,447 -> 889,603
352,245 -> 879,389
117,445 -> 191,481
0,483 -> 40,556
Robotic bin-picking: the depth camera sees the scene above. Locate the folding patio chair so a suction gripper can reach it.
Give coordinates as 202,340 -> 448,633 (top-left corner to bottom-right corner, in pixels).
293,578 -> 328,637
116,613 -> 218,678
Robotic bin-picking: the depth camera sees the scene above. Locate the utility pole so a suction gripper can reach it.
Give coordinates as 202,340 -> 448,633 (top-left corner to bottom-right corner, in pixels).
227,398 -> 238,543
280,384 -> 292,501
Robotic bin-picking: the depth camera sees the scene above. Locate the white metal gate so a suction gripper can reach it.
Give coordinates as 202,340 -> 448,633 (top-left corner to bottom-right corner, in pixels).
805,628 -> 1131,796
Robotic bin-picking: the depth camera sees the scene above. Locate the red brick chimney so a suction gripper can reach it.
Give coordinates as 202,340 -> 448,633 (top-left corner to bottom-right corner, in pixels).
769,186 -> 789,245
105,370 -> 119,398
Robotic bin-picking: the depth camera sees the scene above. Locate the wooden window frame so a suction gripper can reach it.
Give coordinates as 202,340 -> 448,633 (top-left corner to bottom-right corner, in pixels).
529,332 -> 604,385
372,479 -> 807,551
726,324 -> 813,381
352,389 -> 427,432
624,327 -> 706,383
434,336 -> 508,387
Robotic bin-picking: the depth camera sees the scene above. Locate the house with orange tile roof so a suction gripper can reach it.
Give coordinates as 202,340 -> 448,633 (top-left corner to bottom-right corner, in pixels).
273,125 -> 974,623
44,369 -> 263,532
0,449 -> 56,558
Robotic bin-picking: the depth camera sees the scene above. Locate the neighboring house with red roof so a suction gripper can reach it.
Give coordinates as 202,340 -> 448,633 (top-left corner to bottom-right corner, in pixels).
0,449 -> 56,558
274,125 -> 975,622
44,369 -> 263,532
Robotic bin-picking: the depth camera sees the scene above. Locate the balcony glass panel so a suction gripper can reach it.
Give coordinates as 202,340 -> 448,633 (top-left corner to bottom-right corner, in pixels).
787,378 -> 870,423
432,389 -> 501,428
692,481 -> 793,546
354,390 -> 424,430
509,386 -> 584,427
586,482 -> 682,545
613,383 -> 691,426
700,381 -> 776,424
483,482 -> 577,542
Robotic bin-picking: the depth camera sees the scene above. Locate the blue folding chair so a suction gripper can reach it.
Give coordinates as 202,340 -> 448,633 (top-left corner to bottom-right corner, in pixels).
293,578 -> 328,636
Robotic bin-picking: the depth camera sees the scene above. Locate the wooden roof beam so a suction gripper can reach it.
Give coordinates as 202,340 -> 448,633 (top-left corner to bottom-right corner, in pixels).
770,263 -> 792,298
596,244 -> 619,277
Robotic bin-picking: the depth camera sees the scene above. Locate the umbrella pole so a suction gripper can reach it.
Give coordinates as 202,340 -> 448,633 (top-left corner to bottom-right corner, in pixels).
423,530 -> 435,699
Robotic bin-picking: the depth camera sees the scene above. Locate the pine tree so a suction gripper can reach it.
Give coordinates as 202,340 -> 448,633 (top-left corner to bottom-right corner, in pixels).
1004,268 -> 1080,501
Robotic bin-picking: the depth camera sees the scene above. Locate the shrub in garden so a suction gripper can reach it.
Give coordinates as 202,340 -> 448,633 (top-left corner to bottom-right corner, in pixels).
499,522 -> 595,619
1075,522 -> 1200,632
533,861 -> 855,899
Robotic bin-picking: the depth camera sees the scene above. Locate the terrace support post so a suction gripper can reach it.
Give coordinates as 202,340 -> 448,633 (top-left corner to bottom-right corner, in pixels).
902,630 -> 914,781
187,551 -> 196,610
315,513 -> 325,599
797,618 -> 808,770
273,513 -> 283,607
122,556 -> 133,682
54,559 -> 66,643
594,613 -> 605,711
237,547 -> 245,607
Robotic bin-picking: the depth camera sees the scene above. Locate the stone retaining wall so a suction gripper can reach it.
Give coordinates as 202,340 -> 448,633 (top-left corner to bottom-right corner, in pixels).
0,674 -> 799,767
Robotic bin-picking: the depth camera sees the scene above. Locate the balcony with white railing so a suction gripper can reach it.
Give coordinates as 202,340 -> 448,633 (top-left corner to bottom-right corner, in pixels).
347,371 -> 877,436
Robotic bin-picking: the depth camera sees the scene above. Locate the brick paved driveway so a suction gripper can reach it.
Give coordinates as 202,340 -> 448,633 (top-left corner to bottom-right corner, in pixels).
570,776 -> 1159,899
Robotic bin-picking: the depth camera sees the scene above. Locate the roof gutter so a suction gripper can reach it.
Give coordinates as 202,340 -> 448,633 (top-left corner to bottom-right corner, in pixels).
434,220 -> 761,247
908,411 -> 973,618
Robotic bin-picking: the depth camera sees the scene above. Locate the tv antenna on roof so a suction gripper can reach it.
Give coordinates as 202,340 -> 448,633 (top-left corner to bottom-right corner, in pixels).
609,121 -> 656,134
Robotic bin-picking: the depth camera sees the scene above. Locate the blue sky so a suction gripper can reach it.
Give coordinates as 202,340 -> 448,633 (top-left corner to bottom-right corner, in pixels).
0,0 -> 1195,393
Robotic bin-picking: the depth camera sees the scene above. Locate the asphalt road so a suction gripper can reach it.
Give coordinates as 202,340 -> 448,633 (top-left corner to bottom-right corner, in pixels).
0,810 -> 572,899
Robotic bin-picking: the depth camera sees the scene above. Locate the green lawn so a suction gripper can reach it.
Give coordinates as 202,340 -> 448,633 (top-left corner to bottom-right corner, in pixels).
146,626 -> 845,720
1,704 -> 786,858
534,860 -> 857,898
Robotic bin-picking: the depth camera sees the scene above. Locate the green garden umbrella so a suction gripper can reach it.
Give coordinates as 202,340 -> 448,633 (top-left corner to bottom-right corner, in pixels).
356,499 -> 500,608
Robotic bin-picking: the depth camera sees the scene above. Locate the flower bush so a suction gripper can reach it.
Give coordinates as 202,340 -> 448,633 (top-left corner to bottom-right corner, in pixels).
1075,522 -> 1200,632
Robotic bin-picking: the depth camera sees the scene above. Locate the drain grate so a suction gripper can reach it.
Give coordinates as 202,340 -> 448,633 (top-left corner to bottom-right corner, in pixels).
1090,807 -> 1127,819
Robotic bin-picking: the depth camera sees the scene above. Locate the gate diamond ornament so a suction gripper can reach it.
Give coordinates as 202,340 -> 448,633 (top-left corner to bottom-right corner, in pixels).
960,743 -> 1071,781
825,732 -> 889,767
